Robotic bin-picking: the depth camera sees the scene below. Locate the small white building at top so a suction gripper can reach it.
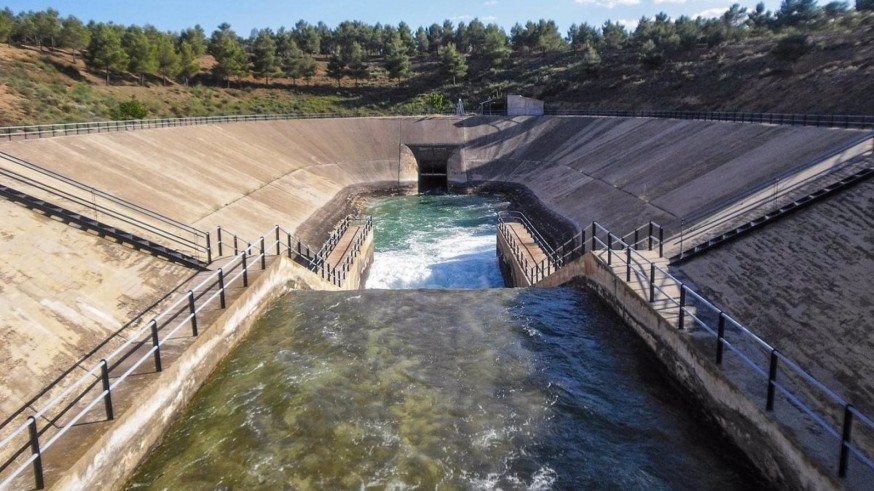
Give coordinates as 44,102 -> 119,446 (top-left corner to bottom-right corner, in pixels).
507,95 -> 545,116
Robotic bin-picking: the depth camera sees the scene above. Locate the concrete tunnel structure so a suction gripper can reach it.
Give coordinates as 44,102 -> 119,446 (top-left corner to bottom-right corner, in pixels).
0,115 -> 872,490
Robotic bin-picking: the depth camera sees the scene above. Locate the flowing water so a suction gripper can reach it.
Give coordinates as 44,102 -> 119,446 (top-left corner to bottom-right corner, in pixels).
365,194 -> 506,289
126,195 -> 761,490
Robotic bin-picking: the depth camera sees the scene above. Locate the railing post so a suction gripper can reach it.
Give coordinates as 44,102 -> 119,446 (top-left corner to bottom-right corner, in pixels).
100,359 -> 114,420
242,251 -> 249,287
288,233 -> 293,258
27,416 -> 44,490
581,230 -> 586,255
649,263 -> 656,303
634,229 -> 639,250
591,223 -> 596,251
150,320 -> 162,372
607,234 -> 613,265
218,268 -> 226,308
766,349 -> 779,410
275,227 -> 281,256
205,231 -> 212,263
648,222 -> 654,250
678,286 -> 686,330
260,237 -> 266,270
233,235 -> 239,255
217,226 -> 223,257
188,290 -> 198,336
716,313 -> 726,364
839,405 -> 854,478
659,227 -> 664,258
626,246 -> 631,282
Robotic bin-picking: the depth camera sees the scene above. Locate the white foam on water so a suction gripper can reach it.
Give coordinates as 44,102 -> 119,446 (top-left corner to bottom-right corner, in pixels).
367,224 -> 503,289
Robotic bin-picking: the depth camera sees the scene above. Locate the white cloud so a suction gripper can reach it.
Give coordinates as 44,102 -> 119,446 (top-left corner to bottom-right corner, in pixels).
482,16 -> 498,22
654,0 -> 688,4
618,18 -> 640,30
694,7 -> 728,18
575,0 -> 640,7
483,0 -> 498,5
450,15 -> 473,21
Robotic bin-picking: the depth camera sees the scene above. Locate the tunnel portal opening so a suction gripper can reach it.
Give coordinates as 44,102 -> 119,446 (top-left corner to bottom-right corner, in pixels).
408,145 -> 454,193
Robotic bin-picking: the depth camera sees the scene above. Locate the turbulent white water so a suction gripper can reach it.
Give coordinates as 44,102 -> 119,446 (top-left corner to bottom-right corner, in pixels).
365,194 -> 508,289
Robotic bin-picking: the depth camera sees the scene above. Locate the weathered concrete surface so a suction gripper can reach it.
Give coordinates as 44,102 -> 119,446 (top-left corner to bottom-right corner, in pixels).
676,178 -> 874,418
460,116 -> 868,233
0,198 -> 194,420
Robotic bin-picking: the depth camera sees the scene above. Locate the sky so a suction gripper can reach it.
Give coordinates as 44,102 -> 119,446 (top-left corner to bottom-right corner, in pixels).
2,0 -> 778,35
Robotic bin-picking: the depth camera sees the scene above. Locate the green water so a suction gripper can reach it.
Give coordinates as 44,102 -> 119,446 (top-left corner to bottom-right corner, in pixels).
127,289 -> 761,490
364,194 -> 507,289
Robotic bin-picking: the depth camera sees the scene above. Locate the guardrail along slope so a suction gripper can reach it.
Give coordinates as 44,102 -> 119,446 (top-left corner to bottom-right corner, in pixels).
0,198 -> 195,422
676,178 -> 874,419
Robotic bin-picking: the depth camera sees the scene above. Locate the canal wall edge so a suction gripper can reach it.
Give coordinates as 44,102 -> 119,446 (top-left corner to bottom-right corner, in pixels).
51,258 -> 339,491
546,253 -> 842,491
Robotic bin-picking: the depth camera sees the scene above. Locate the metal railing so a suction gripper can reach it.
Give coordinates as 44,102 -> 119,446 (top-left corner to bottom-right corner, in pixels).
0,151 -> 211,263
546,108 -> 874,130
0,112 -> 458,142
670,135 -> 874,260
496,211 -> 562,284
0,219 -> 374,489
587,221 -> 874,488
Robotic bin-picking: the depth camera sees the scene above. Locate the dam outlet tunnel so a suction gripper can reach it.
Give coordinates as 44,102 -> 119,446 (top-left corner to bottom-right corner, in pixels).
405,144 -> 458,193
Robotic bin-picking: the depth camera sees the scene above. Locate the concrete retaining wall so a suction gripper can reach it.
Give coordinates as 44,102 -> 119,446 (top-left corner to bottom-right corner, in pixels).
496,228 -> 530,287
51,257 -> 337,491
570,253 -> 841,491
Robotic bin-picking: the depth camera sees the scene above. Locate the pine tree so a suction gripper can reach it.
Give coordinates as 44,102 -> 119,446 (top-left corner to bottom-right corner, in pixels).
209,24 -> 248,88
384,34 -> 411,82
281,39 -> 304,86
123,26 -> 156,85
59,15 -> 89,59
85,23 -> 128,85
177,40 -> 199,85
440,43 -> 467,84
252,29 -> 280,85
482,26 -> 510,69
154,34 -> 179,86
300,54 -> 318,85
326,53 -> 346,88
346,42 -> 369,87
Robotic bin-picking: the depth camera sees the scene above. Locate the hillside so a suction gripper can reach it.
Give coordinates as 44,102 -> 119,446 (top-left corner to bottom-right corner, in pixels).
0,22 -> 873,126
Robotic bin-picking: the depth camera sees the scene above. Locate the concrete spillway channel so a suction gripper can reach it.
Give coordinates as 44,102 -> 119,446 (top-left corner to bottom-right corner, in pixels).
0,116 -> 871,489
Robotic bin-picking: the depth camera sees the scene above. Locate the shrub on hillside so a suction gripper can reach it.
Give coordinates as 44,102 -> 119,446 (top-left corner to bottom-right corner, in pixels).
772,32 -> 811,63
111,99 -> 148,120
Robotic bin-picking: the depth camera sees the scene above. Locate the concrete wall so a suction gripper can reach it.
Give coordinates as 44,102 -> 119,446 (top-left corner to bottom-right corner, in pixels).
496,228 -> 530,287
507,95 -> 544,116
0,198 -> 195,419
574,253 -> 841,491
676,178 -> 874,417
52,257 -> 337,491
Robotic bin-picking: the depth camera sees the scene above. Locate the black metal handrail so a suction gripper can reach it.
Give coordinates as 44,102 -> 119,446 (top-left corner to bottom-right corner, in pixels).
0,220 -> 374,489
0,152 -> 211,262
0,112 -> 459,142
588,221 -> 874,486
546,108 -> 874,130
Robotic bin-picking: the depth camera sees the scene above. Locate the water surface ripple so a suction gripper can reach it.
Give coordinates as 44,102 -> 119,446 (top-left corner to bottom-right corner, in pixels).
127,289 -> 758,490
